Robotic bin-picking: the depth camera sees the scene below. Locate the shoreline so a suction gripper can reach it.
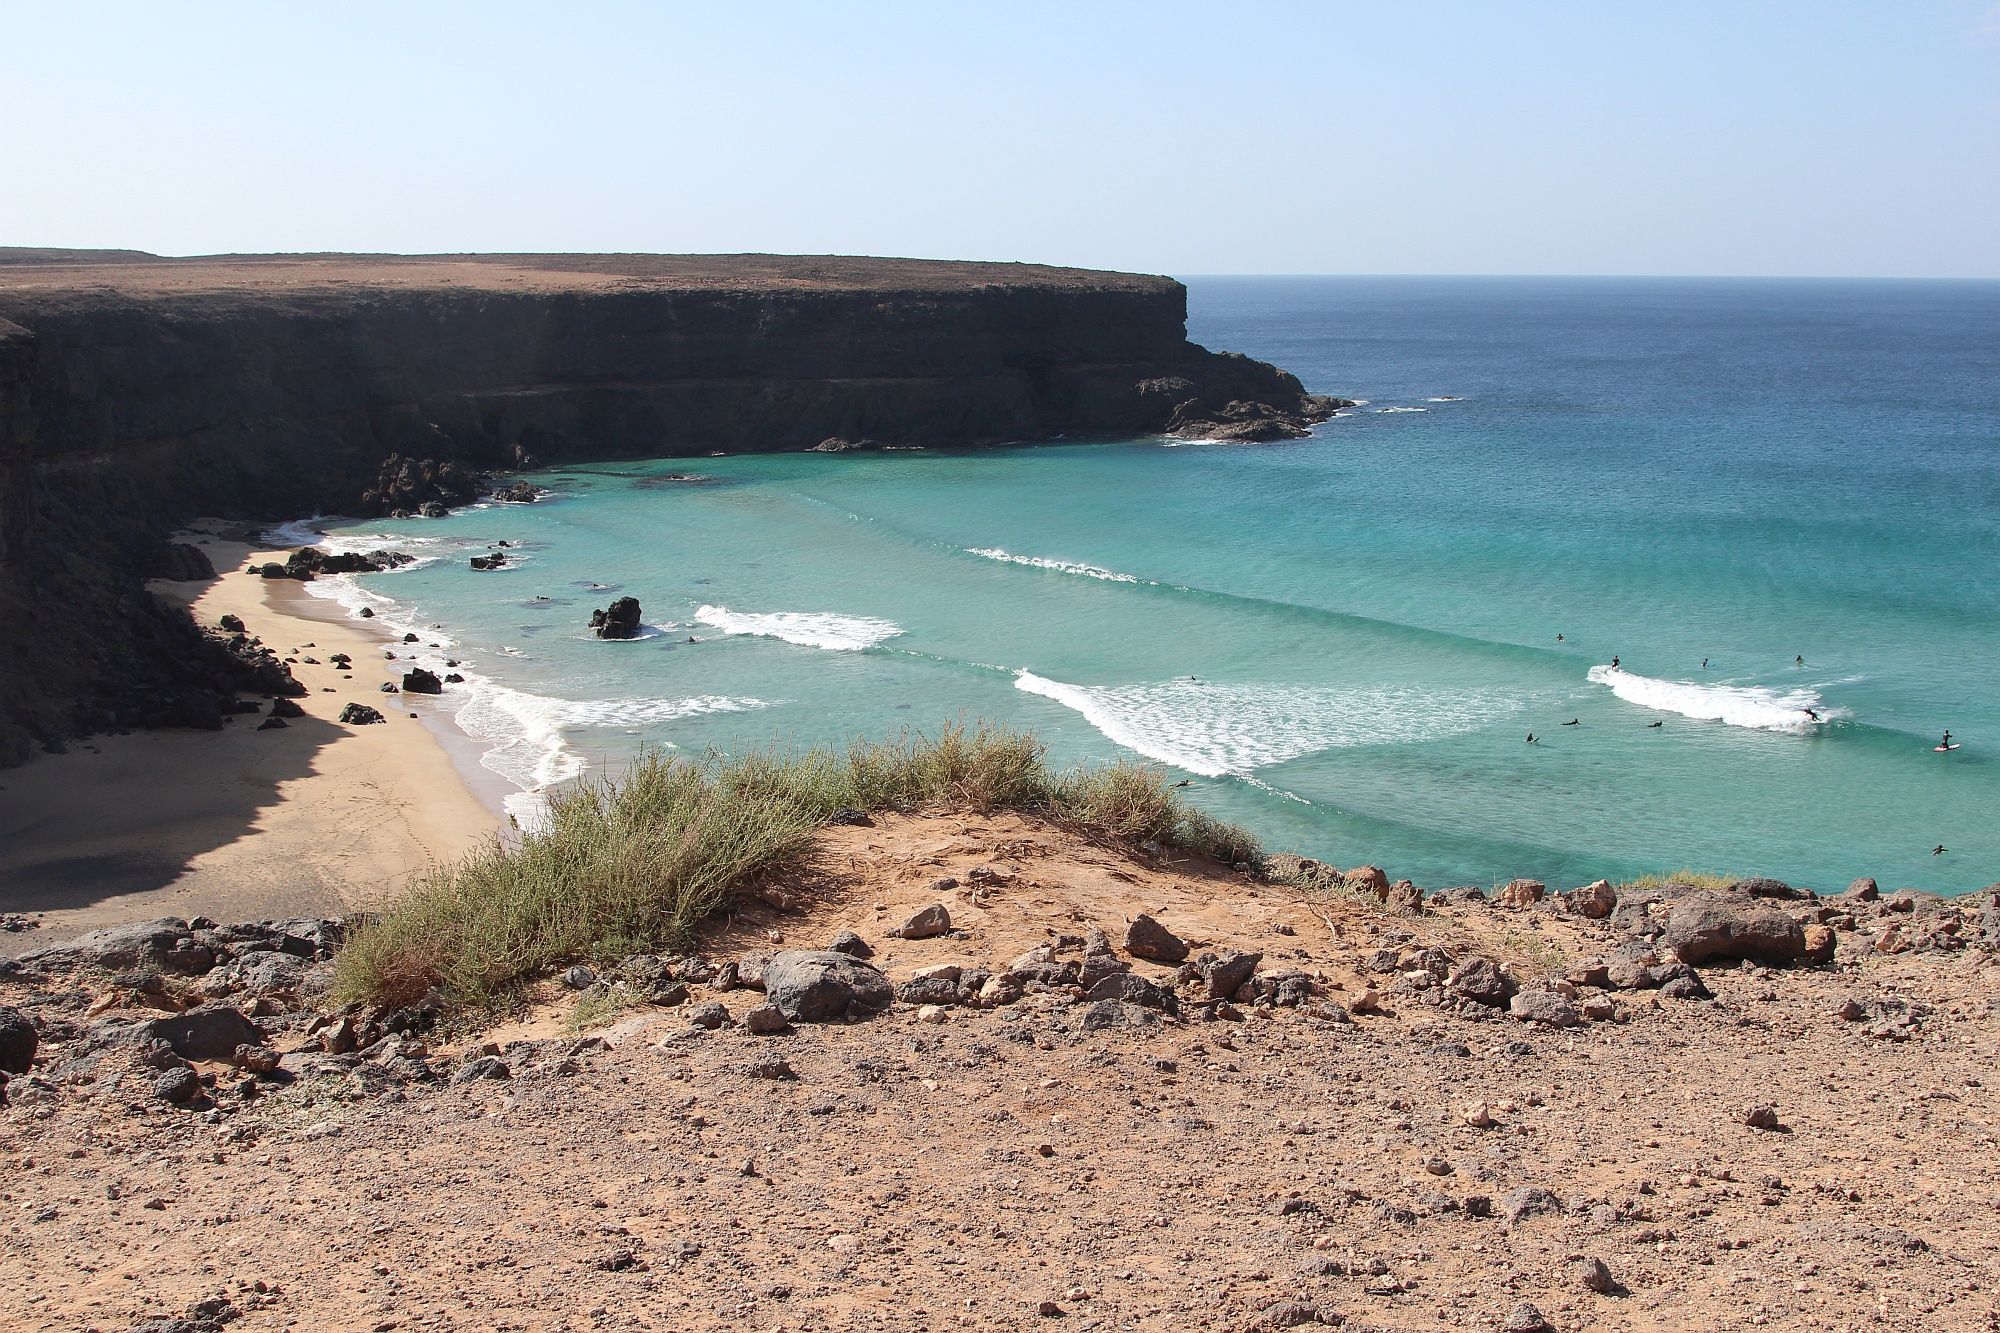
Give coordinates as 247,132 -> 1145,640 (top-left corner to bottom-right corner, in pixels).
0,523 -> 500,950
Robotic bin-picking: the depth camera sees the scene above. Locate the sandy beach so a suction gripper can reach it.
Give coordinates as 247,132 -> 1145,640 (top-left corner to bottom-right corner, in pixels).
0,524 -> 499,948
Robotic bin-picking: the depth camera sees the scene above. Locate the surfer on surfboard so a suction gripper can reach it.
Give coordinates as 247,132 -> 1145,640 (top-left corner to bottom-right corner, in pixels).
1938,730 -> 1957,752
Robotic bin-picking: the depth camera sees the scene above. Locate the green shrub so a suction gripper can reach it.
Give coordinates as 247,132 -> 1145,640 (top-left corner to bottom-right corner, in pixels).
1616,869 -> 1739,894
334,724 -> 1261,1009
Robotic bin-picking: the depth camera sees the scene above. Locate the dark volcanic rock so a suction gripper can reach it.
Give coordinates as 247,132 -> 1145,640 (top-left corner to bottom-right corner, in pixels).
1664,892 -> 1808,966
339,702 -> 386,725
469,552 -> 507,571
590,596 -> 643,640
401,668 -> 443,694
141,1006 -> 266,1062
19,918 -> 209,974
761,950 -> 894,1022
155,541 -> 216,581
0,1006 -> 37,1073
1124,913 -> 1189,964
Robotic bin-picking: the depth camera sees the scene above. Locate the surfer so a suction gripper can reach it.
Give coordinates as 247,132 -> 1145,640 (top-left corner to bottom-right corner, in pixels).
1941,730 -> 1953,749
1526,732 -> 1538,745
1562,718 -> 1580,726
1556,633 -> 1564,642
1172,779 -> 1193,788
1611,655 -> 1620,670
1795,655 -> 1805,666
1803,708 -> 1820,722
1701,658 -> 1709,669
1933,844 -> 1947,856
1646,720 -> 1664,728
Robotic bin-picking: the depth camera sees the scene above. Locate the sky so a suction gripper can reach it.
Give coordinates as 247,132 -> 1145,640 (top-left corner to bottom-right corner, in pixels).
3,1 -> 1997,278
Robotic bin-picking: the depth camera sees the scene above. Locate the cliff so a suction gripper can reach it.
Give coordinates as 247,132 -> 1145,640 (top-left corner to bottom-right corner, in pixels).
0,251 -> 1342,762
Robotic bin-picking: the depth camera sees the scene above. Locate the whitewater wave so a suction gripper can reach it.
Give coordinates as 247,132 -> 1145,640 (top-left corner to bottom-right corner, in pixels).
965,547 -> 1142,584
454,689 -> 772,804
1014,671 -> 1515,777
695,606 -> 904,651
1426,395 -> 1463,402
1587,665 -> 1846,732
1376,406 -> 1429,414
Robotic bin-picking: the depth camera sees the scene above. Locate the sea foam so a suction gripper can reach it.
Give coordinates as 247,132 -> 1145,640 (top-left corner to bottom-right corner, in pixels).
1587,665 -> 1845,732
1014,672 -> 1511,777
965,547 -> 1142,583
695,606 -> 904,651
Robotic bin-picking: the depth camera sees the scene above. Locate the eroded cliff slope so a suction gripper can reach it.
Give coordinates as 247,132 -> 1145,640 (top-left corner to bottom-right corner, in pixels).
0,251 -> 1341,763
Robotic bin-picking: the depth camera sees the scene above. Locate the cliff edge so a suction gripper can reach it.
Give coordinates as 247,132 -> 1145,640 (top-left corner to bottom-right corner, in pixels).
0,251 -> 1343,763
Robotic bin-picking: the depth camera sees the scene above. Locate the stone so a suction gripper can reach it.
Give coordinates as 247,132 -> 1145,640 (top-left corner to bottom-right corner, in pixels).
469,552 -> 507,570
561,965 -> 597,990
1504,1301 -> 1555,1333
1742,1104 -> 1782,1131
1462,1102 -> 1497,1128
339,702 -> 386,726
746,1055 -> 796,1080
1124,913 -> 1189,963
1496,879 -> 1547,908
887,903 -> 952,940
744,1005 -> 791,1035
1570,1255 -> 1617,1293
140,1006 -> 267,1062
1802,924 -> 1836,963
1259,1300 -> 1325,1328
232,1044 -> 281,1074
1079,999 -> 1162,1032
825,930 -> 873,959
1201,950 -> 1263,1000
1664,893 -> 1807,966
1447,956 -> 1514,1007
897,976 -> 960,1006
1339,865 -> 1387,896
451,1056 -> 511,1084
590,596 -> 643,640
18,918 -> 206,974
0,1006 -> 37,1074
686,1003 -> 730,1030
1084,972 -> 1180,1014
153,1067 -> 201,1105
401,667 -> 443,694
1075,951 -> 1129,990
916,1004 -> 948,1025
1501,1187 -> 1563,1221
1567,879 -> 1617,919
1844,877 -> 1880,902
1507,990 -> 1580,1027
762,951 -> 894,1021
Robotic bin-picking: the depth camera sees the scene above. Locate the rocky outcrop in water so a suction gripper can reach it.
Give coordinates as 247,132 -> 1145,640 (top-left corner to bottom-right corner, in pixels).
590,597 -> 642,640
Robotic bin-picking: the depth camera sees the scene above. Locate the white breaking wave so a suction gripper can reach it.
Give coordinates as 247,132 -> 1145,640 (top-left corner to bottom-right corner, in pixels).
454,688 -> 772,801
965,547 -> 1142,584
1587,665 -> 1846,732
1014,672 -> 1515,777
695,606 -> 904,651
1376,406 -> 1429,414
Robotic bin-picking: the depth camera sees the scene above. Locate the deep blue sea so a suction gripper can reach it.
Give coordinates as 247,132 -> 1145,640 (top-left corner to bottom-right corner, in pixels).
302,277 -> 2000,893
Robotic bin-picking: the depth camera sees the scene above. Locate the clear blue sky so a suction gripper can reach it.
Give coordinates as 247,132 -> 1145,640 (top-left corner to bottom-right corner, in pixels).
4,1 -> 1996,277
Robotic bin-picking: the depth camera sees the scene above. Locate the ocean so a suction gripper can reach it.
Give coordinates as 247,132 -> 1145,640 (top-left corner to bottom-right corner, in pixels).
297,276 -> 2000,894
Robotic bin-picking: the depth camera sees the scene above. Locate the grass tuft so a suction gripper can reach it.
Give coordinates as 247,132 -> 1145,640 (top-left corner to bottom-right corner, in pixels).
1616,869 -> 1739,894
333,723 -> 1261,1010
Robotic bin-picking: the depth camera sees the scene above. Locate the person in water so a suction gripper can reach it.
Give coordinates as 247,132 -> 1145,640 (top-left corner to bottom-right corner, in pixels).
1556,633 -> 1564,642
1701,658 -> 1709,669
1526,732 -> 1538,744
1796,655 -> 1805,666
1172,779 -> 1192,788
1803,708 -> 1820,721
1611,655 -> 1620,670
1941,730 -> 1954,749
1933,844 -> 1947,856
1646,720 -> 1664,728
1563,718 -> 1580,726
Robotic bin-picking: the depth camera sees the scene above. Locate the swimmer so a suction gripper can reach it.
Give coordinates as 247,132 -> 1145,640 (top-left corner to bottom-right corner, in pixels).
1795,655 -> 1804,666
1556,633 -> 1565,642
1701,658 -> 1709,669
1933,844 -> 1947,856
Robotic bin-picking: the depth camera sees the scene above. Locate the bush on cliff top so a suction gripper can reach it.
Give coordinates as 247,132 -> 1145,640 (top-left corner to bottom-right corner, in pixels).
333,722 -> 1261,1008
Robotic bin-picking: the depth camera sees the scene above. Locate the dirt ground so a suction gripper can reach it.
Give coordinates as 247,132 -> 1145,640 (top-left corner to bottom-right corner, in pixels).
2,811 -> 1997,1333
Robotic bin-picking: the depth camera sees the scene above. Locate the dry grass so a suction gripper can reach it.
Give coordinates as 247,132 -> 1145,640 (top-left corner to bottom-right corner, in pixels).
1617,869 -> 1739,894
334,723 -> 1261,1009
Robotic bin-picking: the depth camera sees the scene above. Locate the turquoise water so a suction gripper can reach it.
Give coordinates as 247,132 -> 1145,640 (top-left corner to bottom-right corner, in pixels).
308,277 -> 2000,893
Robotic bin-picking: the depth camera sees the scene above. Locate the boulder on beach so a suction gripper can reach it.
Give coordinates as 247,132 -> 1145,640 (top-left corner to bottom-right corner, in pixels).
401,668 -> 443,695
339,703 -> 386,726
1664,892 -> 1808,966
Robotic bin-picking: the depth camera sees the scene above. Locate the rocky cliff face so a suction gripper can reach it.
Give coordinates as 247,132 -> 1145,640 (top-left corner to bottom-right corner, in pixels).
0,252 -> 1342,762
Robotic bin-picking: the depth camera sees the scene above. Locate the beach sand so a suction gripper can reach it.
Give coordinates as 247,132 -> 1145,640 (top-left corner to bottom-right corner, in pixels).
0,524 -> 499,948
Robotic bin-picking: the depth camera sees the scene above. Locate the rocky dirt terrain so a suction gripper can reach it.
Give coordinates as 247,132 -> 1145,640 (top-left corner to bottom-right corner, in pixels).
3,816 -> 1997,1332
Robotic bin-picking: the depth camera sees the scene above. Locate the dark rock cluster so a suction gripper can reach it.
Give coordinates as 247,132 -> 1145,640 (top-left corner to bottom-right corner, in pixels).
359,455 -> 480,518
